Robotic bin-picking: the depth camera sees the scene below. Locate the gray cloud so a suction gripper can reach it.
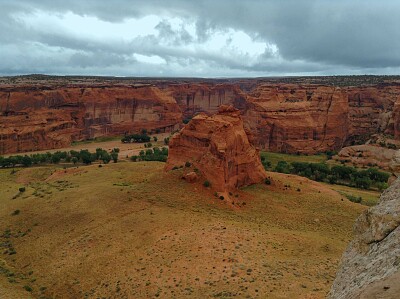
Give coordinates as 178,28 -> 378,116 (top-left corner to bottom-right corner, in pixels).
1,0 -> 400,77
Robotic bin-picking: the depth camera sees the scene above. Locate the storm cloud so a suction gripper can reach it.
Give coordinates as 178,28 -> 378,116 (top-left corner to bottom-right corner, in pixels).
1,0 -> 400,77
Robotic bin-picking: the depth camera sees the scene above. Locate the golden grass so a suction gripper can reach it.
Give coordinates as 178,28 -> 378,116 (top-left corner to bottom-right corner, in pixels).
0,162 -> 365,299
323,183 -> 381,206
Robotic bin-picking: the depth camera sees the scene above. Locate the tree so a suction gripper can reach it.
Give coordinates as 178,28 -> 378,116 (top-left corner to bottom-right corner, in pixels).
80,150 -> 93,165
111,151 -> 118,163
153,136 -> 158,142
21,155 -> 32,167
101,152 -> 111,164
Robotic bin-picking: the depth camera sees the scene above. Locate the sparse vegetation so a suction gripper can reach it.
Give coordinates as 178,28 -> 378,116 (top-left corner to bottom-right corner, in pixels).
121,133 -> 151,143
0,160 -> 366,298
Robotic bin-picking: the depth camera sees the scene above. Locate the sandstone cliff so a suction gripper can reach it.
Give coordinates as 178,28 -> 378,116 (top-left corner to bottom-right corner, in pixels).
1,77 -> 400,155
166,83 -> 247,118
165,105 -> 266,193
329,178 -> 400,299
242,84 -> 349,153
346,85 -> 400,145
0,85 -> 181,154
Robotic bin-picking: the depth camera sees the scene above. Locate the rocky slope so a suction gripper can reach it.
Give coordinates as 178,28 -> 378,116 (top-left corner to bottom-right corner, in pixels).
335,145 -> 400,173
165,105 -> 266,193
0,77 -> 399,154
329,178 -> 400,299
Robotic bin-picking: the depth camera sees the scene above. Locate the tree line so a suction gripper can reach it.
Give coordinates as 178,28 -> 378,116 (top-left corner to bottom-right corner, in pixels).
262,157 -> 390,191
131,147 -> 169,162
0,148 -> 119,168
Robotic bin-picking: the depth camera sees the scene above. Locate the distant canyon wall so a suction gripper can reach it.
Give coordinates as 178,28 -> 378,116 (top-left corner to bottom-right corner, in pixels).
0,81 -> 399,154
0,85 -> 181,154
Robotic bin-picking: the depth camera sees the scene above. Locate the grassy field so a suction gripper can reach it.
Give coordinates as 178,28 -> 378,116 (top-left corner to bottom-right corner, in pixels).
0,161 -> 365,299
323,183 -> 381,206
260,151 -> 328,169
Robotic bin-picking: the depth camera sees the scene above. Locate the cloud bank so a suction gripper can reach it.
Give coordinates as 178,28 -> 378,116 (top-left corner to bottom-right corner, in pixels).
1,0 -> 400,77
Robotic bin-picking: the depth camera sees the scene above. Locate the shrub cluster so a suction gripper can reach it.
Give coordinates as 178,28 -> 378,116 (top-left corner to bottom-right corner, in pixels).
131,147 -> 168,162
0,148 -> 119,168
121,133 -> 151,143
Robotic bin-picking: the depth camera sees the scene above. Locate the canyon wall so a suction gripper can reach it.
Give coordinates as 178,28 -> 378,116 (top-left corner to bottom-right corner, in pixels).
0,78 -> 399,154
242,84 -> 349,153
0,85 -> 181,154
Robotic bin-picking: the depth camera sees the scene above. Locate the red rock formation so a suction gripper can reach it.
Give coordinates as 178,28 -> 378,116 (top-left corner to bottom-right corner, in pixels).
1,78 -> 400,155
165,105 -> 266,192
394,100 -> 400,139
242,84 -> 349,153
0,85 -> 182,154
335,144 -> 400,172
166,83 -> 247,118
346,85 -> 400,145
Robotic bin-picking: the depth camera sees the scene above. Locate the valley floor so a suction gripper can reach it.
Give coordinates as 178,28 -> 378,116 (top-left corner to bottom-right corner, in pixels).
0,162 -> 365,298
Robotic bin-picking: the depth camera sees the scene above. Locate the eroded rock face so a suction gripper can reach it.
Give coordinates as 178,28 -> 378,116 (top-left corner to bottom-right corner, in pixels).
167,83 -> 247,119
242,84 -> 350,153
329,178 -> 400,299
165,105 -> 266,192
1,78 -> 400,155
0,85 -> 181,154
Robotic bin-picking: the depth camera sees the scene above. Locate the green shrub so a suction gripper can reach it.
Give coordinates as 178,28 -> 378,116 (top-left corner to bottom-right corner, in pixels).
345,194 -> 362,203
185,161 -> 191,167
264,178 -> 271,185
11,210 -> 20,216
203,180 -> 211,187
19,187 -> 26,193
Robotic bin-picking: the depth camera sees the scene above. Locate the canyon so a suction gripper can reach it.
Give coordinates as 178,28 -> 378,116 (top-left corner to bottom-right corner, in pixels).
0,75 -> 399,155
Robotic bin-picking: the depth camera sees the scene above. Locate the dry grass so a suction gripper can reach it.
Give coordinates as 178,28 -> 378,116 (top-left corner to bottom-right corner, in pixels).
0,162 -> 365,299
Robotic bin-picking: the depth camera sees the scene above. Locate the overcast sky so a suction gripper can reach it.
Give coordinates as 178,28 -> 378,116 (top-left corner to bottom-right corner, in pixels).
1,0 -> 400,77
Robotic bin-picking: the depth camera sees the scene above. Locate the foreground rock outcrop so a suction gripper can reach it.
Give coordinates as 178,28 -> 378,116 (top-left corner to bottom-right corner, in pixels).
329,178 -> 400,299
165,105 -> 266,192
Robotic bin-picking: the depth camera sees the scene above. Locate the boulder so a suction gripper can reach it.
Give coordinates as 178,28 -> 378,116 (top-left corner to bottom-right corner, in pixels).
182,172 -> 198,183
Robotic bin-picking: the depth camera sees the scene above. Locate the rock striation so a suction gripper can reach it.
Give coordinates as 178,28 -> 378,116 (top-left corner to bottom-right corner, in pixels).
0,85 -> 181,154
165,105 -> 266,192
242,84 -> 350,153
329,178 -> 400,299
1,77 -> 400,155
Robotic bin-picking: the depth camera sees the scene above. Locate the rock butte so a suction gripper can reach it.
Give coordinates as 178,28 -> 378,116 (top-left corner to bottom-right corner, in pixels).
165,105 -> 266,193
329,177 -> 400,299
0,77 -> 400,154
